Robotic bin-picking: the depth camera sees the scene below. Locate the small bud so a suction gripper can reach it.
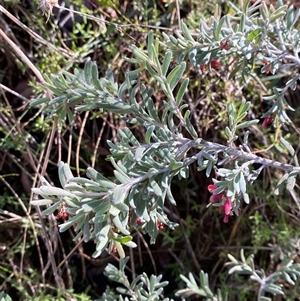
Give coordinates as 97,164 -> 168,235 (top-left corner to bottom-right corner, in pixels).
157,220 -> 164,230
136,218 -> 142,225
220,40 -> 229,50
263,60 -> 271,75
208,184 -> 218,193
61,211 -> 69,220
210,59 -> 220,70
262,114 -> 274,128
200,63 -> 207,73
56,205 -> 68,220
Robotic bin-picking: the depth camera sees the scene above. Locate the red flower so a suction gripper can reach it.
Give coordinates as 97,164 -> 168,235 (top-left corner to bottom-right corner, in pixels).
223,215 -> 229,223
208,184 -> 223,202
136,218 -> 142,225
208,184 -> 235,223
56,206 -> 68,220
262,114 -> 274,128
210,59 -> 220,69
210,193 -> 223,202
220,40 -> 229,50
207,184 -> 217,193
222,198 -> 232,223
223,198 -> 232,215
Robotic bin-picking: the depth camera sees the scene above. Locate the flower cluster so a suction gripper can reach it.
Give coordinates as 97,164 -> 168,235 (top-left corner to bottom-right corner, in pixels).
56,204 -> 68,220
208,184 -> 232,223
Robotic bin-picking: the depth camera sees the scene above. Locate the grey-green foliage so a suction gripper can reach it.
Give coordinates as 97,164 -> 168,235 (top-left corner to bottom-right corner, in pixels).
96,257 -> 173,301
176,249 -> 300,301
162,0 -> 300,127
176,271 -> 227,301
0,292 -> 12,301
227,249 -> 300,301
30,2 -> 300,260
30,55 -> 259,257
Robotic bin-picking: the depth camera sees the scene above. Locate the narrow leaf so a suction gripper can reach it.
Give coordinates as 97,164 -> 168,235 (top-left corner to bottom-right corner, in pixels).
167,62 -> 186,91
175,78 -> 189,106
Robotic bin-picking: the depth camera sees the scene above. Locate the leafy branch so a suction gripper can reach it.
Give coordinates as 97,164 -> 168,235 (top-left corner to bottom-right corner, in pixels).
96,257 -> 173,301
226,249 -> 300,301
30,0 -> 300,265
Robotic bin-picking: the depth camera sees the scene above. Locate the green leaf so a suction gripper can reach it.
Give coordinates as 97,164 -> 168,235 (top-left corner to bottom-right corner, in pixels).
286,5 -> 300,30
147,31 -> 155,59
112,215 -> 130,235
170,162 -> 183,170
239,173 -> 246,193
59,213 -> 85,232
145,125 -> 155,144
185,115 -> 198,139
114,170 -> 130,184
0,292 -> 13,301
286,175 -> 296,191
86,167 -> 117,189
131,45 -> 150,62
227,253 -> 239,264
115,241 -> 125,259
167,62 -> 186,91
239,13 -> 245,32
237,100 -> 251,120
36,186 -> 73,197
279,136 -> 295,156
113,235 -> 133,243
274,173 -> 289,195
145,61 -> 159,78
236,119 -> 259,129
181,21 -> 194,41
260,1 -> 269,20
48,95 -> 67,105
112,185 -> 129,205
93,235 -> 109,258
93,200 -> 111,216
242,192 -> 250,204
264,284 -> 284,295
150,44 -> 162,75
30,97 -> 49,107
149,178 -> 162,196
269,5 -> 287,22
135,146 -> 145,162
58,162 -> 74,188
31,199 -> 53,206
162,51 -> 173,76
175,78 -> 189,106
247,28 -> 261,43
213,15 -> 227,41
242,0 -> 251,14
225,126 -> 232,139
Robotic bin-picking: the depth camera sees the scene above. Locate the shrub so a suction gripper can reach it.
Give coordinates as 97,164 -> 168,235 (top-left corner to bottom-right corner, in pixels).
3,0 -> 300,300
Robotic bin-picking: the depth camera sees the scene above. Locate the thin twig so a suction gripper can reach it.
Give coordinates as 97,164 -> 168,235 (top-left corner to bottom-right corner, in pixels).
0,29 -> 44,83
0,83 -> 30,102
0,4 -> 73,58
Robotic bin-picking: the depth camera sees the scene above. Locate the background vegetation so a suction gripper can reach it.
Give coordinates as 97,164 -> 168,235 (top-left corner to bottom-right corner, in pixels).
0,0 -> 300,300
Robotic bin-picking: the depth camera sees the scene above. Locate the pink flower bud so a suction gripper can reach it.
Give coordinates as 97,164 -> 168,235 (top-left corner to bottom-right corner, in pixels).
223,215 -> 229,223
208,184 -> 218,193
223,199 -> 232,215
